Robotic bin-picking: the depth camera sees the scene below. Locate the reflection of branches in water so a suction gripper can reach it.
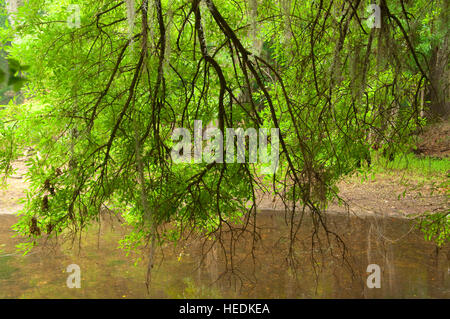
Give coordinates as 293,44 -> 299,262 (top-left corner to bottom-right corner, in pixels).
170,209 -> 356,296
364,214 -> 419,296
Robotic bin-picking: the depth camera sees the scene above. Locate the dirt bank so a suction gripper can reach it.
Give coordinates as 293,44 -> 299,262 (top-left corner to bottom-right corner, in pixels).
1,160 -> 448,219
415,121 -> 450,158
256,172 -> 448,219
0,159 -> 28,215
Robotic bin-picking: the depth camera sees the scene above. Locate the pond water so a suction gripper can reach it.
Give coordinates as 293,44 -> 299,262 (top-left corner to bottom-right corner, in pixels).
0,210 -> 448,298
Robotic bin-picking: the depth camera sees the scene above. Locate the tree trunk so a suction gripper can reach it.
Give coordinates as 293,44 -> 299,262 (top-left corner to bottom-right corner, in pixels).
5,0 -> 22,26
427,0 -> 449,120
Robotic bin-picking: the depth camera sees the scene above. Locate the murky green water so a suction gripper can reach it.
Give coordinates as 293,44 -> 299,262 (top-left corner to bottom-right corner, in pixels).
0,211 -> 448,298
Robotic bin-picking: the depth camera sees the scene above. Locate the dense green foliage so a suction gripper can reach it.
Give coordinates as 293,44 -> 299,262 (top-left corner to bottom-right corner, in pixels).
0,0 -> 448,268
0,1 -> 9,100
0,1 -> 28,103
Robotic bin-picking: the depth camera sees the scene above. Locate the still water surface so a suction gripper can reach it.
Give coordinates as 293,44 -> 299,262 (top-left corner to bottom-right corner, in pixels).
0,211 -> 448,298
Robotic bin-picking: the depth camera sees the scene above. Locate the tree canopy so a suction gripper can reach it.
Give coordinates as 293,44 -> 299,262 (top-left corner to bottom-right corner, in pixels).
0,0 -> 448,282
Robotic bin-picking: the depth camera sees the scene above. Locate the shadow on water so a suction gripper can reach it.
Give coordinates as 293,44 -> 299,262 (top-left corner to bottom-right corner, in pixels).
0,210 -> 448,298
